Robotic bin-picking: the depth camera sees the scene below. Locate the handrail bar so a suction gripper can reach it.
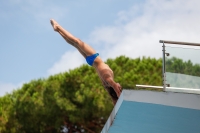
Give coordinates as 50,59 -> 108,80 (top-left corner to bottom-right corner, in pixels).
159,40 -> 200,46
136,84 -> 200,94
136,85 -> 163,89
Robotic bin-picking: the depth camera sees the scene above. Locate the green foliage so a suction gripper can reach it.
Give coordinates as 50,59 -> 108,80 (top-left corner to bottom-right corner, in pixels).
0,56 -> 163,132
107,56 -> 162,89
165,57 -> 200,88
166,57 -> 200,76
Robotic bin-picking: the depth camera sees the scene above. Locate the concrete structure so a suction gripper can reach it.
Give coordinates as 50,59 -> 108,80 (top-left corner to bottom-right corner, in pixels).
101,90 -> 200,133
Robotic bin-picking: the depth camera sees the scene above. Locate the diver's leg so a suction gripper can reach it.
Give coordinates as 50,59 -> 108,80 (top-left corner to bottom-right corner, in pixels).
58,31 -> 87,58
50,19 -> 96,56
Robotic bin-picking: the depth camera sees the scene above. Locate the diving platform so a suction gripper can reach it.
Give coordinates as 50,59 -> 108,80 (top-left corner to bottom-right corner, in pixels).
101,90 -> 200,133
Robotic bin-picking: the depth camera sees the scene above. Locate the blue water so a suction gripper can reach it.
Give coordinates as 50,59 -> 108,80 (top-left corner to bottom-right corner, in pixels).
108,101 -> 200,133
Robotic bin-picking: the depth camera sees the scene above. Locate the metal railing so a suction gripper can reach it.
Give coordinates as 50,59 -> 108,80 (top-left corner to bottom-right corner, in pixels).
137,40 -> 200,94
160,40 -> 200,46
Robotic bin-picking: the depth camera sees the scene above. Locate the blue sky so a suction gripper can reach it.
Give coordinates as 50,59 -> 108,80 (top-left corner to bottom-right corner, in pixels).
1,0 -> 200,96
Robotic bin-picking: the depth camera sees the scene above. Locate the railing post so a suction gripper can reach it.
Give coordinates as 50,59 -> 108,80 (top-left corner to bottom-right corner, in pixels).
162,42 -> 166,91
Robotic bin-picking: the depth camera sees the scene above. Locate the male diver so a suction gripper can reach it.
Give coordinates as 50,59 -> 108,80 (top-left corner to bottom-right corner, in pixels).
50,19 -> 122,105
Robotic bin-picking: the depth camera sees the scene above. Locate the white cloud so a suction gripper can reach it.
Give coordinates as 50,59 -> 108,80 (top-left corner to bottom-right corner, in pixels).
47,0 -> 200,78
88,0 -> 200,61
0,83 -> 15,96
47,50 -> 85,75
0,81 -> 24,97
0,50 -> 85,96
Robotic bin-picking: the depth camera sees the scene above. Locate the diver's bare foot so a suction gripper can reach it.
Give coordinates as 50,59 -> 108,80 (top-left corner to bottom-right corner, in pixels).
50,19 -> 59,32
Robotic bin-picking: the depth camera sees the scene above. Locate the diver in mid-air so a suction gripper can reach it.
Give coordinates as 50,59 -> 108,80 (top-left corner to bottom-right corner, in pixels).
50,19 -> 122,105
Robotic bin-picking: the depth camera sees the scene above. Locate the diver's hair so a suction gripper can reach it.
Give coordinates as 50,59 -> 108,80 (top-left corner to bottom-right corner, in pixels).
106,86 -> 118,101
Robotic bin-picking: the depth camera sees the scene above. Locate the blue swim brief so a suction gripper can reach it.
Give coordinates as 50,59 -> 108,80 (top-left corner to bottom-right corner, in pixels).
86,53 -> 99,66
